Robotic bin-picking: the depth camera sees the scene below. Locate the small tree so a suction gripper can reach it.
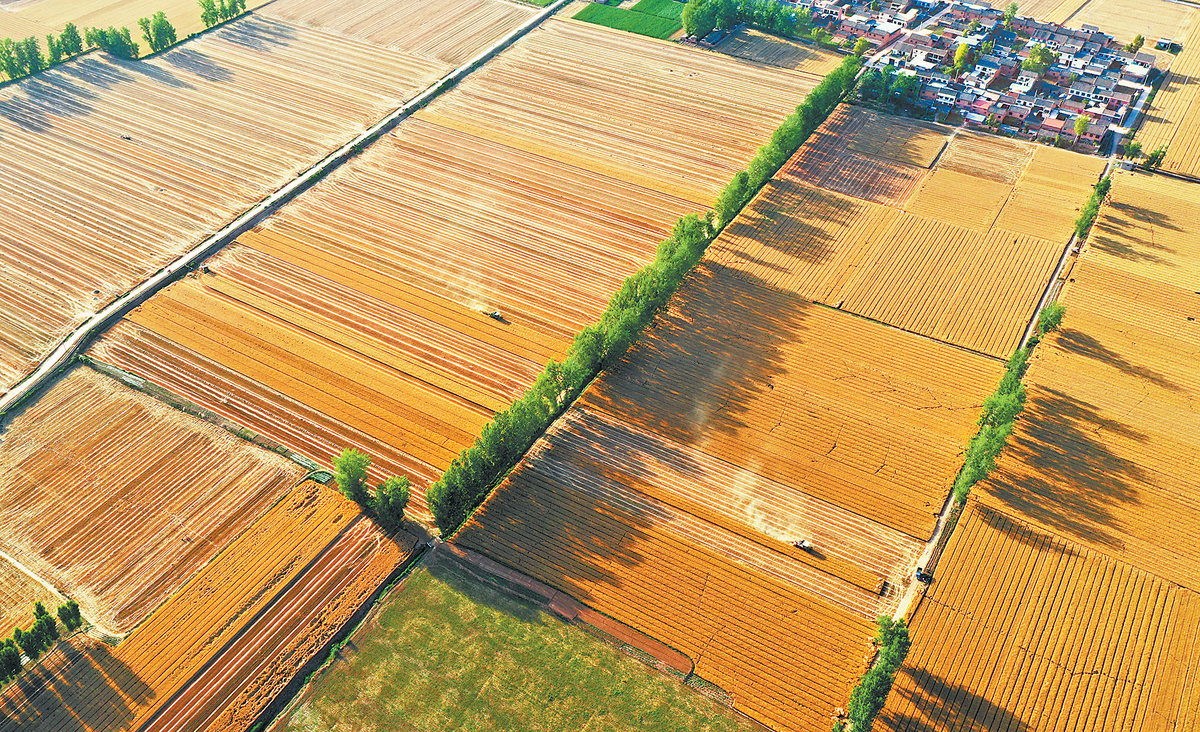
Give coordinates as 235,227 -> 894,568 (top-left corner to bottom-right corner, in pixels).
1036,302 -> 1066,336
1125,34 -> 1144,53
373,476 -> 410,531
1144,144 -> 1168,168
853,37 -> 871,57
1003,2 -> 1019,28
1022,43 -> 1056,73
59,22 -> 83,56
87,27 -> 139,59
334,448 -> 371,508
1073,114 -> 1090,140
199,0 -> 220,27
954,42 -> 970,71
0,642 -> 20,683
1124,139 -> 1142,159
139,12 -> 177,54
713,170 -> 749,228
19,37 -> 43,75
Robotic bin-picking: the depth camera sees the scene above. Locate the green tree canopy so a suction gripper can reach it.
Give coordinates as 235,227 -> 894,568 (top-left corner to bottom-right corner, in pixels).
335,447 -> 372,508
1022,43 -> 1056,72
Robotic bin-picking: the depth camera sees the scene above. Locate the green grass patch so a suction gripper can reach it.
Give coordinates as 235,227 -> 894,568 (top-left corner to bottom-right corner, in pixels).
573,4 -> 683,39
279,554 -> 753,732
630,0 -> 686,20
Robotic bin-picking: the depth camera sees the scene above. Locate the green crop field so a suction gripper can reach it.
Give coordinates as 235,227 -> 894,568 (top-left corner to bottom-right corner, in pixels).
573,4 -> 683,39
278,552 -> 753,732
630,0 -> 687,20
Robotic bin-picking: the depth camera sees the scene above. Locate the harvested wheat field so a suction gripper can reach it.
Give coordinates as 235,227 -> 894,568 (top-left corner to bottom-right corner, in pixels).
0,554 -> 59,634
715,26 -> 844,73
1052,0 -> 1196,43
456,454 -> 877,732
880,501 -> 1200,732
0,366 -> 302,634
1135,23 -> 1200,179
416,17 -> 838,204
261,0 -> 537,66
708,106 -> 1099,357
994,144 -> 1108,242
0,480 -> 417,732
976,171 -> 1200,590
91,18 -> 836,517
0,12 -> 465,396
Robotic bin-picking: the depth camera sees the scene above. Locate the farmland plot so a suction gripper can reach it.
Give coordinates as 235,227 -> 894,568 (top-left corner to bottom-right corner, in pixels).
92,19 -> 837,517
0,12 -> 466,396
1135,23 -> 1200,179
0,480 -> 417,732
7,0 -> 273,38
1051,0 -> 1196,43
261,0 -> 537,65
416,17 -> 837,204
715,27 -> 845,74
994,144 -> 1107,242
0,367 -> 302,633
880,501 -> 1200,732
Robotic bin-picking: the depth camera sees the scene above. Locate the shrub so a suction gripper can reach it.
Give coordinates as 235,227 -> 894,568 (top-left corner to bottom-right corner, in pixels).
1036,301 -> 1066,336
1073,175 -> 1110,241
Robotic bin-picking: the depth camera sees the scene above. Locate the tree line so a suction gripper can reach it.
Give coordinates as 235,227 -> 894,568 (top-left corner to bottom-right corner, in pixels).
0,601 -> 84,686
0,0 -> 249,81
834,616 -> 911,732
426,53 -> 864,536
681,0 -> 810,39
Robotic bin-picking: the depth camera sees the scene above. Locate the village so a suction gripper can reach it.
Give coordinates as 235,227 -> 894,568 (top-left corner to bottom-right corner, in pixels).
800,0 -> 1168,152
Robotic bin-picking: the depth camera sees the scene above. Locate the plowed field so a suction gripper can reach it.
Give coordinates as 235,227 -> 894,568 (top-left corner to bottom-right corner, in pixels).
1135,22 -> 1200,179
91,17 -> 837,517
976,171 -> 1200,590
1017,0 -> 1197,43
0,367 -> 302,634
881,501 -> 1200,732
0,554 -> 59,634
0,480 -> 417,732
0,12 -> 458,395
456,459 -> 876,732
261,0 -> 536,65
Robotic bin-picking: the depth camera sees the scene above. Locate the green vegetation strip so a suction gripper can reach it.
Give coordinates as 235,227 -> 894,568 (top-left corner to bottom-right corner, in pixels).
278,554 -> 755,732
428,54 -> 864,535
1073,175 -> 1111,241
834,617 -> 911,732
573,4 -> 683,39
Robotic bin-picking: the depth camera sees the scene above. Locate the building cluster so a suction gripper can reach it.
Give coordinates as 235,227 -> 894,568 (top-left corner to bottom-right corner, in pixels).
792,0 -> 1163,148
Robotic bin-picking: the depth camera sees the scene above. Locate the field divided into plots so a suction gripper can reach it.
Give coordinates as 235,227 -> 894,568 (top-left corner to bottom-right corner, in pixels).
0,366 -> 302,634
976,171 -> 1200,590
878,171 -> 1200,729
985,0 -> 1195,41
0,0 -> 541,397
0,480 -> 416,732
91,17 -> 838,517
1136,22 -> 1200,180
3,0 -> 274,40
708,106 -> 1105,358
881,502 -> 1200,732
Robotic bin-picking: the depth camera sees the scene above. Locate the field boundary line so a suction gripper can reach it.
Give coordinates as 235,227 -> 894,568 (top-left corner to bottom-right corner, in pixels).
0,0 -> 572,420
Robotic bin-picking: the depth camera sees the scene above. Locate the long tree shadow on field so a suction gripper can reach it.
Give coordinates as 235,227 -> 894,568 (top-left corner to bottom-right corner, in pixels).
1054,328 -> 1181,392
1087,196 -> 1180,265
455,263 -> 815,622
970,502 -> 1080,560
977,386 -> 1146,551
718,179 -> 849,266
879,665 -> 1031,732
0,637 -> 152,731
